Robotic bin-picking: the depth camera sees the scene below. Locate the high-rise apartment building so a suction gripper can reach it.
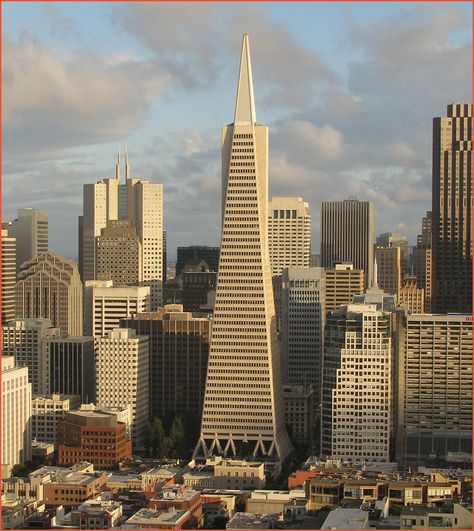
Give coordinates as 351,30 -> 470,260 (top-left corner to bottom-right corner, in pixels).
15,252 -> 83,336
5,208 -> 48,272
268,196 -> 311,276
123,305 -> 210,422
324,263 -> 364,311
2,356 -> 32,473
83,280 -> 150,337
43,336 -> 96,402
398,276 -> 424,314
322,304 -> 393,462
80,154 -> 163,308
1,228 -> 17,323
176,246 -> 220,277
281,267 -> 325,402
2,318 -> 61,395
195,35 -> 291,462
321,199 -> 374,289
411,211 -> 432,312
432,103 -> 472,313
95,220 -> 142,284
375,246 -> 402,300
396,314 -> 472,467
96,328 -> 149,447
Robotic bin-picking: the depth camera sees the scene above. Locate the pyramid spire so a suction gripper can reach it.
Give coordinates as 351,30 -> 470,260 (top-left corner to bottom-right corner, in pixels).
234,34 -> 256,125
115,145 -> 121,180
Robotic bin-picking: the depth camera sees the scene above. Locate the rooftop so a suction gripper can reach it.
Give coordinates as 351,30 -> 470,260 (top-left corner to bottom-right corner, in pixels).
321,508 -> 369,530
125,508 -> 188,525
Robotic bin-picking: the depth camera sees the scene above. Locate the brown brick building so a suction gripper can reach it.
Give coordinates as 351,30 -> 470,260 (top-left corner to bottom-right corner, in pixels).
57,410 -> 132,470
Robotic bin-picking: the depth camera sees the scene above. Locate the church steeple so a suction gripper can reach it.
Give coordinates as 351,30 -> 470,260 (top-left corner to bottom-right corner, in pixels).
234,34 -> 256,125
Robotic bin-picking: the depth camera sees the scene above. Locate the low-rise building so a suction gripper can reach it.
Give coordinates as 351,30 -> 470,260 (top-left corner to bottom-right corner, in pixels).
426,482 -> 455,503
141,466 -> 181,490
246,489 -> 306,515
320,508 -> 369,530
388,481 -> 424,506
148,484 -> 202,527
307,477 -> 344,510
400,503 -> 472,529
124,507 -> 196,529
226,512 -> 281,530
77,498 -> 124,529
343,479 -> 386,502
106,473 -> 143,494
42,471 -> 107,506
1,495 -> 45,530
214,460 -> 265,490
31,394 -> 81,443
183,465 -> 215,489
31,440 -> 55,460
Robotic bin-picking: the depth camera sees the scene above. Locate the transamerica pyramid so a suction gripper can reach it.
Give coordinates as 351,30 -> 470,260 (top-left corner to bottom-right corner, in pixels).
194,35 -> 292,463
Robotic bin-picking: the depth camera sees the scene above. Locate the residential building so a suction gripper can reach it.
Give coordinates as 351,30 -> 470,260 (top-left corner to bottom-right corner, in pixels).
246,490 -> 306,515
321,198 -> 374,288
321,304 -> 393,461
5,208 -> 48,272
411,212 -> 433,312
96,328 -> 149,447
321,508 -> 369,530
95,219 -> 142,284
176,246 -> 220,278
432,103 -> 472,313
267,196 -> 311,276
57,409 -> 132,469
84,280 -> 150,337
15,252 -> 83,335
122,305 -> 210,421
400,503 -> 472,530
375,246 -> 402,299
2,318 -> 60,395
324,263 -> 364,311
281,267 -> 325,398
396,314 -> 472,467
195,35 -> 292,462
282,384 -> 315,447
31,394 -> 81,444
1,357 -> 32,475
43,336 -> 95,402
1,228 -> 16,323
398,276 -> 424,314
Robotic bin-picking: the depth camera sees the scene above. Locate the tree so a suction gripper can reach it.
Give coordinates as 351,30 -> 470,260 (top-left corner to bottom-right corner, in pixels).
147,417 -> 165,457
169,416 -> 186,457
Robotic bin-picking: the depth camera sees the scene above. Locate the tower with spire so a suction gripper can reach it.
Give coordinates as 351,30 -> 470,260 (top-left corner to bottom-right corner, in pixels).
195,35 -> 292,463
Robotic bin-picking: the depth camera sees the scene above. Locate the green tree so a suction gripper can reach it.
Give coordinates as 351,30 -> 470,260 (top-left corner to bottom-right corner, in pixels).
147,417 -> 165,456
169,416 -> 186,457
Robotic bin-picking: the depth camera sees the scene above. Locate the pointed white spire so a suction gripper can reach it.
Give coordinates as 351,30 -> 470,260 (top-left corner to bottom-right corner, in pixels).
373,255 -> 378,288
125,145 -> 130,181
115,145 -> 121,180
234,34 -> 256,125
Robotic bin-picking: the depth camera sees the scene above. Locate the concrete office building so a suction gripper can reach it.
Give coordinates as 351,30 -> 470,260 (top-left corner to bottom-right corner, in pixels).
96,328 -> 149,447
396,314 -> 472,467
182,261 -> 217,312
268,197 -> 311,276
1,228 -> 16,323
2,356 -> 32,474
195,35 -> 291,462
377,233 -> 408,268
80,153 -> 164,308
2,318 -> 61,395
95,220 -> 142,284
43,336 -> 95,402
84,280 -> 150,337
411,212 -> 433,313
375,246 -> 402,300
432,104 -> 472,313
282,384 -> 315,447
321,199 -> 374,289
324,263 -> 364,312
15,252 -> 83,336
323,304 -> 393,462
31,394 -> 81,444
5,208 -> 48,272
123,305 -> 210,421
281,267 -> 325,401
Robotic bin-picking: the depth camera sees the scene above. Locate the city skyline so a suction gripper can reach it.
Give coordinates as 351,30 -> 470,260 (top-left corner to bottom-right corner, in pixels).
3,2 -> 472,260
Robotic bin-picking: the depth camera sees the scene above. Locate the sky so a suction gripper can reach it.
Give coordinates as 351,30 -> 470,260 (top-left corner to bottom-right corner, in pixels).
3,1 -> 472,261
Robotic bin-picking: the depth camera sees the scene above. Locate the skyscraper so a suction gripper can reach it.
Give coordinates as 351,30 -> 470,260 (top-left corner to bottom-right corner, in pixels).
195,35 -> 292,462
375,245 -> 402,299
5,208 -> 48,272
411,211 -> 432,312
281,267 -> 325,401
15,252 -> 83,336
432,103 -> 472,313
268,196 -> 311,276
324,263 -> 364,311
321,199 -> 374,289
1,228 -> 16,323
396,314 -> 472,467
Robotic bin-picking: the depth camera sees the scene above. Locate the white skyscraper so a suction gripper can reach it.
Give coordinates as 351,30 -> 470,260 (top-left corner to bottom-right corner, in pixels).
195,35 -> 291,463
2,356 -> 32,475
268,197 -> 311,276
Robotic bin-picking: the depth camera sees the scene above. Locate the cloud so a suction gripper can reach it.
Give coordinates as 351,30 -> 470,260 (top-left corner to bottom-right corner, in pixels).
2,36 -> 169,162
